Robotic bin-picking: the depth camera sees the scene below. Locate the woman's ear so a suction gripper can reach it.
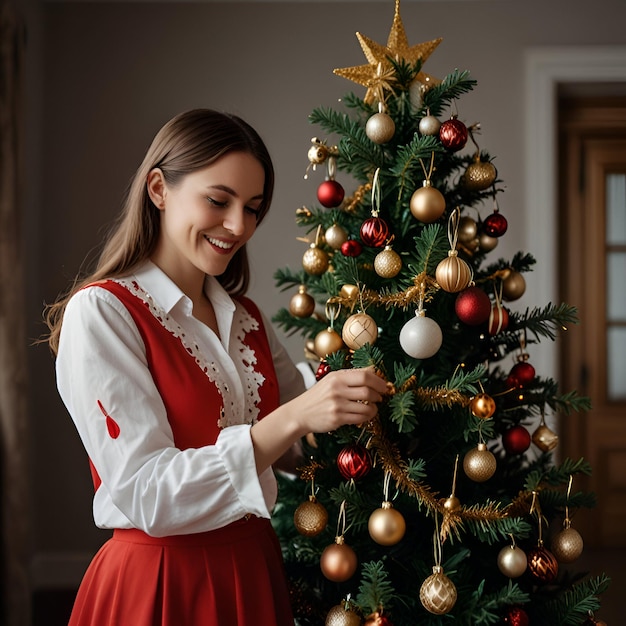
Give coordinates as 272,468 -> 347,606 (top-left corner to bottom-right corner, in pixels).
147,168 -> 166,209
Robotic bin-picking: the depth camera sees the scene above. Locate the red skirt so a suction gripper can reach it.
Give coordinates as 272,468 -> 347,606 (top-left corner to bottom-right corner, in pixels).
69,516 -> 295,626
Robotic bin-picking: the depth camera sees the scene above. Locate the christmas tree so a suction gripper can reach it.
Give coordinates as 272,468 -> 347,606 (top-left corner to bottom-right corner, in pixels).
270,2 -> 610,624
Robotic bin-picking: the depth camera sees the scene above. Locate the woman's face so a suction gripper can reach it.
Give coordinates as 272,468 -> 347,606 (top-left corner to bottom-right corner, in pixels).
149,151 -> 265,286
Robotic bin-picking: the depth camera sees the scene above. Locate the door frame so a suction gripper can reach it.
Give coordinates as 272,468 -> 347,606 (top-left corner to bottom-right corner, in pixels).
524,46 -> 626,379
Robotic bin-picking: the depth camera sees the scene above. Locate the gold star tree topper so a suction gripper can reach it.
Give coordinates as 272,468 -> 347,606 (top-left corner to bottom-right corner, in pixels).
334,0 -> 442,105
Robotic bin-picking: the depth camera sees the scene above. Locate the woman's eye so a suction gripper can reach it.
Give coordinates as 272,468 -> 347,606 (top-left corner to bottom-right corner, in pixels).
245,206 -> 262,218
207,197 -> 227,208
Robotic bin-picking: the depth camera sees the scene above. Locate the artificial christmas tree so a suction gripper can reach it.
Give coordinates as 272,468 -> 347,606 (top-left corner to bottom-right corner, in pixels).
271,1 -> 610,624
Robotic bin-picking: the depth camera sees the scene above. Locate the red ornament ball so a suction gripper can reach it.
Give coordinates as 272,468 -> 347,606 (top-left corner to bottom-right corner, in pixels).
527,545 -> 559,583
337,443 -> 372,481
483,211 -> 508,237
341,239 -> 362,257
455,286 -> 491,326
439,117 -> 468,152
507,361 -> 536,388
360,216 -> 390,248
502,425 -> 531,455
317,179 -> 345,208
488,304 -> 509,336
315,361 -> 331,380
503,606 -> 530,626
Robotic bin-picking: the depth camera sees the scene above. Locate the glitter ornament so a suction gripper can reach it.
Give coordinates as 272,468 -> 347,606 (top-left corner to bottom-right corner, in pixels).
420,566 -> 457,615
455,286 -> 491,326
341,239 -> 363,257
314,328 -> 344,358
527,544 -> 559,583
469,393 -> 496,419
302,243 -> 329,276
374,246 -> 402,278
409,182 -> 446,223
318,179 -> 345,208
360,216 -> 390,248
419,111 -> 441,136
366,111 -> 396,144
368,501 -> 406,546
483,210 -> 508,237
551,525 -> 584,563
435,251 -> 472,293
325,603 -> 362,626
337,443 -> 372,481
320,537 -> 358,582
294,496 -> 328,537
502,269 -> 526,301
439,115 -> 468,152
399,310 -> 443,359
497,543 -> 528,578
503,607 -> 530,626
502,425 -> 531,455
342,312 -> 378,350
463,443 -> 496,482
325,223 -> 349,249
461,154 -> 497,191
289,285 -> 316,318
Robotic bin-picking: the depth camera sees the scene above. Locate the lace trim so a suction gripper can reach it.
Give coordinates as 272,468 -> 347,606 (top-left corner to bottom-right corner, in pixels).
112,279 -> 264,429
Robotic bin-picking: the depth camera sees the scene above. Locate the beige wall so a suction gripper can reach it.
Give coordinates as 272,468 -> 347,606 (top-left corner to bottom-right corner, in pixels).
24,0 -> 626,583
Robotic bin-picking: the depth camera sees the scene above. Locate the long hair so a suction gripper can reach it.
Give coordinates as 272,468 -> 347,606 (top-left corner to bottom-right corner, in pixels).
43,109 -> 275,355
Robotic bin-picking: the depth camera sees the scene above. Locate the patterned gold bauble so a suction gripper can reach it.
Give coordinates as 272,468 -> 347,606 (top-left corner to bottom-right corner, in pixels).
320,537 -> 358,582
435,251 -> 472,293
463,443 -> 497,482
461,155 -> 497,191
289,285 -> 316,318
502,269 -> 526,301
342,312 -> 378,350
457,215 -> 478,244
366,112 -> 396,144
294,496 -> 328,537
302,243 -> 329,275
532,423 -> 559,452
478,230 -> 498,252
469,393 -> 496,419
497,544 -> 528,578
325,223 -> 349,250
325,603 -> 362,626
368,501 -> 406,546
551,526 -> 584,563
410,182 -> 446,223
314,327 -> 344,358
527,545 -> 559,583
420,566 -> 457,615
374,246 -> 402,278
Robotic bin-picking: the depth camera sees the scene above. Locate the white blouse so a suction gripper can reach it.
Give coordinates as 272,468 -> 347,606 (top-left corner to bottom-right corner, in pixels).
56,261 -> 305,536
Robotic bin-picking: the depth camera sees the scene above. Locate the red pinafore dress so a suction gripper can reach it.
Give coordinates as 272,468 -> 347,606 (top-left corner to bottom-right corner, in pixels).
68,280 -> 295,626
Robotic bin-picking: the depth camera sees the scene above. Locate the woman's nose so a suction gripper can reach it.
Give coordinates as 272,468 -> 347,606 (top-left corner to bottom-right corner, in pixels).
222,205 -> 246,235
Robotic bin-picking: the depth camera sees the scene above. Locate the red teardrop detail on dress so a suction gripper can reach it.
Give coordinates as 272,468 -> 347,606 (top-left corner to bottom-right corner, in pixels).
97,399 -> 120,439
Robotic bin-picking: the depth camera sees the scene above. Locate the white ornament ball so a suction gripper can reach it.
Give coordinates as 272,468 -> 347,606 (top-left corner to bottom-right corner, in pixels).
399,311 -> 443,359
366,112 -> 396,144
419,113 -> 441,136
497,544 -> 528,578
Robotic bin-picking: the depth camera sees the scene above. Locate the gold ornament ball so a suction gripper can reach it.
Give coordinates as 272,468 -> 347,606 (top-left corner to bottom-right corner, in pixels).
294,496 -> 328,537
325,604 -> 362,626
368,502 -> 406,546
470,393 -> 496,420
410,184 -> 446,223
502,270 -> 526,301
374,246 -> 402,278
342,312 -> 378,350
532,423 -> 559,452
461,158 -> 497,191
457,216 -> 478,244
314,327 -> 344,358
320,538 -> 358,582
463,443 -> 497,482
325,223 -> 349,250
366,112 -> 396,144
435,252 -> 473,293
497,544 -> 528,578
340,283 -> 360,300
551,527 -> 584,563
420,567 -> 457,615
302,244 -> 329,275
419,113 -> 441,136
478,230 -> 498,252
443,495 -> 461,512
289,285 -> 316,318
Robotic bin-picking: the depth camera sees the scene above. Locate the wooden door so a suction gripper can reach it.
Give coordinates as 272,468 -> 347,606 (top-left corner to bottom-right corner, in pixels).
558,98 -> 626,548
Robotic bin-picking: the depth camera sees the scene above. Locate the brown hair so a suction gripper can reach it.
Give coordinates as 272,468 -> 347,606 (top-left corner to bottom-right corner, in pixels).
43,109 -> 275,354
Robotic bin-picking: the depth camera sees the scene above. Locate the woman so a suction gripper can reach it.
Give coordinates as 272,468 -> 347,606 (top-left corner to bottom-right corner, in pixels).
43,109 -> 387,625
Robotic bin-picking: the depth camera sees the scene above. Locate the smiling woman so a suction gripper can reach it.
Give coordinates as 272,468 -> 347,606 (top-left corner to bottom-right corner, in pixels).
40,108 -> 388,626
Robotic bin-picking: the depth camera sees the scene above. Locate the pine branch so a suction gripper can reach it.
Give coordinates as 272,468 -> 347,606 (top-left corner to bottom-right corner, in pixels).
355,560 -> 395,615
542,574 -> 611,625
421,69 -> 478,117
509,303 -> 580,342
